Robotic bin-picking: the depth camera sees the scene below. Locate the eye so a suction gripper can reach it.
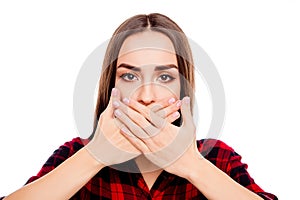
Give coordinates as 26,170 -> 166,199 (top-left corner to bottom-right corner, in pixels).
120,73 -> 138,82
157,74 -> 175,83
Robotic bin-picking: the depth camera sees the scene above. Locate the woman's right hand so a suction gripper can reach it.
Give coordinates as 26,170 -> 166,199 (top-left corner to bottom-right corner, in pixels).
86,88 -> 141,166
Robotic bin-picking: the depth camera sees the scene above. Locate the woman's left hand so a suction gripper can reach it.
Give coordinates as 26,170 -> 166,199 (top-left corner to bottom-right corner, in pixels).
113,96 -> 203,179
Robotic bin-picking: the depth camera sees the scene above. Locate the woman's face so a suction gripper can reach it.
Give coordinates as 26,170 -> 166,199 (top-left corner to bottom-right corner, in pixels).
115,31 -> 180,106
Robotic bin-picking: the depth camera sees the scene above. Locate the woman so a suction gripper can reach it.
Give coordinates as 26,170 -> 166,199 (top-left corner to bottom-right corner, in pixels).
1,13 -> 277,199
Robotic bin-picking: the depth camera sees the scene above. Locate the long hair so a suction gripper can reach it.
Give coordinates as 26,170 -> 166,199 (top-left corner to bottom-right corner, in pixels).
91,13 -> 195,138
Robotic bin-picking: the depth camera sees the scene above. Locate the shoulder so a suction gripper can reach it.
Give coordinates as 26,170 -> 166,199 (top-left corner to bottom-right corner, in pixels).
197,138 -> 235,156
196,140 -> 278,199
43,137 -> 89,164
59,137 -> 87,151
196,139 -> 238,170
196,139 -> 248,178
25,137 -> 89,184
50,137 -> 89,159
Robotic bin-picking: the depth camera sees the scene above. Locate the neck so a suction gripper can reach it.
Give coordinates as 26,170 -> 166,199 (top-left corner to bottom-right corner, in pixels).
134,155 -> 163,190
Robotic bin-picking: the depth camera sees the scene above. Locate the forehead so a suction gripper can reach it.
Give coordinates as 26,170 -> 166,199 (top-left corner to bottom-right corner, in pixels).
117,31 -> 177,67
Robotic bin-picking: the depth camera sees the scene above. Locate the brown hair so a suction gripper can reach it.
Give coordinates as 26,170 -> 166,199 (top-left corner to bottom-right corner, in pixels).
92,13 -> 195,137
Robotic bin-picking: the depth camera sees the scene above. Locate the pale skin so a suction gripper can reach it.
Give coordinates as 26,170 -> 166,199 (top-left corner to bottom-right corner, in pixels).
4,31 -> 263,200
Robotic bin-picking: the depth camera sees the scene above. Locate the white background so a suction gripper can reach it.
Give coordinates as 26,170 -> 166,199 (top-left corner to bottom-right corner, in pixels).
0,1 -> 299,199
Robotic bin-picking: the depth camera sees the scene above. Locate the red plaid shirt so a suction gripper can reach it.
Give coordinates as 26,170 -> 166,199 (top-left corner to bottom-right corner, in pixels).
3,138 -> 277,199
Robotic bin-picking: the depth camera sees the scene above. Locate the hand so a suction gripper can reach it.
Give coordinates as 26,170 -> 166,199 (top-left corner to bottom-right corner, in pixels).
85,88 -> 181,167
114,96 -> 201,178
122,96 -> 182,124
85,88 -> 141,166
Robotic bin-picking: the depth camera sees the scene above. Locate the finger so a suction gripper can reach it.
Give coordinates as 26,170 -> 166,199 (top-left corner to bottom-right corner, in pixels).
106,88 -> 121,117
111,88 -> 121,106
149,97 -> 177,112
113,99 -> 157,134
114,108 -> 152,139
155,100 -> 181,119
122,97 -> 177,118
122,97 -> 151,121
118,123 -> 150,153
165,111 -> 181,123
180,97 -> 193,127
113,117 -> 127,131
123,97 -> 178,125
148,111 -> 168,130
113,118 -> 141,144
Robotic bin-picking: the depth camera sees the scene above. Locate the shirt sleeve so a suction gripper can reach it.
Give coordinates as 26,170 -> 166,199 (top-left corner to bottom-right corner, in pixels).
227,147 -> 278,199
0,138 -> 85,199
25,137 -> 84,184
198,139 -> 278,200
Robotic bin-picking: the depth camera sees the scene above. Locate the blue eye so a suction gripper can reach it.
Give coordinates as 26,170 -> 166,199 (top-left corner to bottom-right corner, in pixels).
157,74 -> 175,83
120,73 -> 138,81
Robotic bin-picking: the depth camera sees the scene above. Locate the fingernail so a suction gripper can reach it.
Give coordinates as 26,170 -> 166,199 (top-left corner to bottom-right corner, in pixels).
168,97 -> 176,104
184,97 -> 190,104
173,111 -> 180,117
114,109 -> 122,116
112,88 -> 118,96
176,100 -> 182,107
113,101 -> 119,108
123,97 -> 129,104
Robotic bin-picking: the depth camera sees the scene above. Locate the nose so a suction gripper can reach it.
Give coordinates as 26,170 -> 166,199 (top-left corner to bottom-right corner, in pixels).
135,84 -> 156,106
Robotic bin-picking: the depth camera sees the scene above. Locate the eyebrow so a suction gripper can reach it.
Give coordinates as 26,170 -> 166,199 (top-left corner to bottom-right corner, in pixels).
155,64 -> 178,71
117,63 -> 178,71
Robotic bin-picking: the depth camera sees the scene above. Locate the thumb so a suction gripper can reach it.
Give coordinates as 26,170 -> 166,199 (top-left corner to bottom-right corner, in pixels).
180,96 -> 193,126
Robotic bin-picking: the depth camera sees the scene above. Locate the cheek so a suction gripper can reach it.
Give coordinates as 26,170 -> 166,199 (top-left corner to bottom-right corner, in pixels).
114,78 -> 181,101
114,79 -> 138,99
151,80 -> 181,101
160,80 -> 181,99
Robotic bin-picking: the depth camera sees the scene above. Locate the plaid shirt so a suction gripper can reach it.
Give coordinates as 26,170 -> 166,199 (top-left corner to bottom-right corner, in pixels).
1,138 -> 277,200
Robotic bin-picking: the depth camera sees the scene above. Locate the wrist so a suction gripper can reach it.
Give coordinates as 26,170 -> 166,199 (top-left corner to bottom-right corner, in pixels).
170,149 -> 204,180
82,145 -> 106,170
186,152 -> 206,182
